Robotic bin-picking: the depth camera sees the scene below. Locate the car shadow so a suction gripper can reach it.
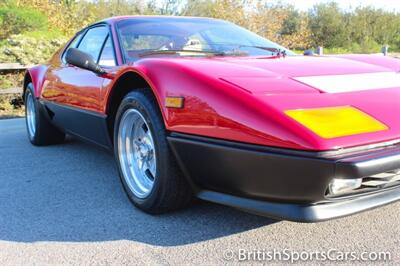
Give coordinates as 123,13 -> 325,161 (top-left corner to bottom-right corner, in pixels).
0,131 -> 277,246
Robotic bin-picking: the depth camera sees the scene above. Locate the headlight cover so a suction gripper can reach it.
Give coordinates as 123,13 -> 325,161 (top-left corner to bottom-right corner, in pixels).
285,106 -> 388,138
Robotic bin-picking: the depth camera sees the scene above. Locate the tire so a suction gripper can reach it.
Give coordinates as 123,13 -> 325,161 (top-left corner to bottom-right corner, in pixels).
24,83 -> 65,145
114,89 -> 192,214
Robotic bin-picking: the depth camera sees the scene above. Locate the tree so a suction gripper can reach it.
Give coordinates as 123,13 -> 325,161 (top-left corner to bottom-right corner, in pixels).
349,7 -> 400,48
181,0 -> 215,17
308,2 -> 348,48
159,0 -> 182,15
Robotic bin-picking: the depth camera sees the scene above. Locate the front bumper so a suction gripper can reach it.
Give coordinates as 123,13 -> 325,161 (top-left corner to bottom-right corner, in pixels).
197,187 -> 400,222
168,133 -> 400,222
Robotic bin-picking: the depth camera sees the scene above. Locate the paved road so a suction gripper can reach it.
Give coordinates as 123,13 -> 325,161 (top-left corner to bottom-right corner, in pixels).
0,118 -> 399,265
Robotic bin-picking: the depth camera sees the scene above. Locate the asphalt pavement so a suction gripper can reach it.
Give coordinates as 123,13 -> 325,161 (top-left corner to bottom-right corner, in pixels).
0,118 -> 399,265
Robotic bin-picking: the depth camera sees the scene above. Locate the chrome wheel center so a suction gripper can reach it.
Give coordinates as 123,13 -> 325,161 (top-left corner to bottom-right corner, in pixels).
117,109 -> 156,199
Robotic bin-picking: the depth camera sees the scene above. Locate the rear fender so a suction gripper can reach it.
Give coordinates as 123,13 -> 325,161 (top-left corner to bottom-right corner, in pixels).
24,65 -> 49,98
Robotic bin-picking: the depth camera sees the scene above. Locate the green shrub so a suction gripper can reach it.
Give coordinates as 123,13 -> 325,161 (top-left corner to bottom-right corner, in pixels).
323,47 -> 352,54
0,5 -> 48,39
296,43 -> 385,55
0,33 -> 68,65
357,40 -> 382,54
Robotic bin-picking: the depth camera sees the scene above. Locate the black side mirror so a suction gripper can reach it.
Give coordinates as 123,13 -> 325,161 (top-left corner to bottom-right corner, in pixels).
303,49 -> 314,56
65,48 -> 105,74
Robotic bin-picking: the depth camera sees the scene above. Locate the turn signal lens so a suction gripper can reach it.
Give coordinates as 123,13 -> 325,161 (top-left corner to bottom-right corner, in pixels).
285,106 -> 388,138
165,96 -> 184,108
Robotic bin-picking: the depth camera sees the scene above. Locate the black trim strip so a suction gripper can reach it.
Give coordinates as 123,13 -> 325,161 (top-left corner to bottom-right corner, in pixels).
40,99 -> 106,118
197,185 -> 400,222
97,34 -> 109,64
169,132 -> 400,159
40,100 -> 112,149
169,132 -> 327,158
115,20 -> 128,63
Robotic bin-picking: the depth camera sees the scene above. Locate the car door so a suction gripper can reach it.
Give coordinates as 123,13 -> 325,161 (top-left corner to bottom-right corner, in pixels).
48,25 -> 110,112
43,25 -> 117,147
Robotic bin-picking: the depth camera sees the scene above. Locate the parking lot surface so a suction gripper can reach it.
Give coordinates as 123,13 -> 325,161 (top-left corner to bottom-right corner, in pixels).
0,118 -> 399,265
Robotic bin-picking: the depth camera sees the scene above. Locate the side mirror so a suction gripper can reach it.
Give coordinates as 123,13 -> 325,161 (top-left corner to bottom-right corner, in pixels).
303,49 -> 314,56
65,48 -> 105,74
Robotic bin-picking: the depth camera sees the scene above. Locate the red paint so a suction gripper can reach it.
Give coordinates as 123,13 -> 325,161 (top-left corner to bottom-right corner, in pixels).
27,16 -> 400,151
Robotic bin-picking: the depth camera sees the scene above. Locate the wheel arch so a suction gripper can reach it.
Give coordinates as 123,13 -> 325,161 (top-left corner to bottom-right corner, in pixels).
22,71 -> 33,101
23,65 -> 49,99
105,70 -> 165,144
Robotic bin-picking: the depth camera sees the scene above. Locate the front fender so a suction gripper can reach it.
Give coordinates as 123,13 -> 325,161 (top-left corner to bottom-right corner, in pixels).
129,59 -> 318,150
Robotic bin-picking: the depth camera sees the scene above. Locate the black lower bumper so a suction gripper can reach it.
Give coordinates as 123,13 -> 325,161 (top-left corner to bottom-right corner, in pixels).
197,187 -> 400,222
168,133 -> 400,222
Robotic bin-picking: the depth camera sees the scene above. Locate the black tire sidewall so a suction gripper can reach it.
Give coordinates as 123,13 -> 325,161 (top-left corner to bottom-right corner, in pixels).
113,90 -> 168,210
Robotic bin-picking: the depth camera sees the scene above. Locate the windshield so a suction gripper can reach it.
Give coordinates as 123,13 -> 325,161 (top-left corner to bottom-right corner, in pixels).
116,17 -> 295,61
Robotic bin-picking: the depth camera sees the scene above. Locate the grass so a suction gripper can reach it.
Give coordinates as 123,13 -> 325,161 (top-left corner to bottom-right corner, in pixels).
0,94 -> 24,119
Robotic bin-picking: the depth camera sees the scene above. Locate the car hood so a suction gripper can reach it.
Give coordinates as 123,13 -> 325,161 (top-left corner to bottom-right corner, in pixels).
138,55 -> 400,150
167,55 -> 400,150
163,55 -> 399,94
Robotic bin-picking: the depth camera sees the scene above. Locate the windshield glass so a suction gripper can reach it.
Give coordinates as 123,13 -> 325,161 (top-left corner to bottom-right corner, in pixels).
116,17 -> 295,61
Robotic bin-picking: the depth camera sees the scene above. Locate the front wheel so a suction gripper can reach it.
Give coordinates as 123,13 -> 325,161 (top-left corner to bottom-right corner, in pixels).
114,89 -> 192,214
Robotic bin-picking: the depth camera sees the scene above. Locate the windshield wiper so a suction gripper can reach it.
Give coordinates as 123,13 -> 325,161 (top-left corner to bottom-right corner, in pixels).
138,49 -> 226,57
237,45 -> 287,57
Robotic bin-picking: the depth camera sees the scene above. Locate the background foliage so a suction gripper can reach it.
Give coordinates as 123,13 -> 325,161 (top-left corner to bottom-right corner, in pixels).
1,0 -> 399,117
1,0 -> 400,66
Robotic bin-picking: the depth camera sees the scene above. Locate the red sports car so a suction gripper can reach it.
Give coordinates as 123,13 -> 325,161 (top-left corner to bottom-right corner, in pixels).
24,16 -> 400,222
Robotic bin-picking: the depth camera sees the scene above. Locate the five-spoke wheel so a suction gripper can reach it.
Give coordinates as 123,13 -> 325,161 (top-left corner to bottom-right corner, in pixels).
118,109 -> 157,199
114,89 -> 192,213
25,89 -> 36,139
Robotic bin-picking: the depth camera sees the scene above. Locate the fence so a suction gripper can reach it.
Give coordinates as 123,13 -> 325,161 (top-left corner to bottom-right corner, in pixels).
0,63 -> 30,95
0,63 -> 32,72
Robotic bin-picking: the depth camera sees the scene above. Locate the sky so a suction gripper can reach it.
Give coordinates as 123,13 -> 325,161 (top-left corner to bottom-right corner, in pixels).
281,0 -> 400,12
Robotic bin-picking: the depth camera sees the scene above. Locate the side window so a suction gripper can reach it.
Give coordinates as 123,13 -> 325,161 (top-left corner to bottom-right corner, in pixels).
62,32 -> 84,63
121,35 -> 171,50
99,35 -> 116,67
77,26 -> 108,62
120,34 -> 172,58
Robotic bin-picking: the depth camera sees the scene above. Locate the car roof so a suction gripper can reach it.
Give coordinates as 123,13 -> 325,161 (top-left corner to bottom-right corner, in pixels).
98,15 -> 222,25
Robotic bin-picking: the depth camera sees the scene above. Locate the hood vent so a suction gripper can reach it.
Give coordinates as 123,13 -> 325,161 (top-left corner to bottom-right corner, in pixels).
294,72 -> 400,93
